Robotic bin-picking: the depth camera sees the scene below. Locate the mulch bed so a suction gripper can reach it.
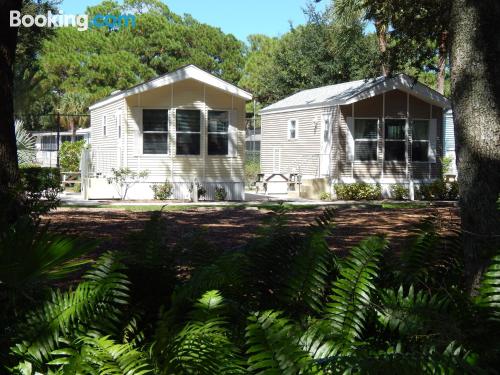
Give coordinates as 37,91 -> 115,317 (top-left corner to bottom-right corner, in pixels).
43,206 -> 460,255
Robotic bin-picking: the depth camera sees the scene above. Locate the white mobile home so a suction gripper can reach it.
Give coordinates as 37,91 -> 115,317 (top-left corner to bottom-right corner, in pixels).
84,65 -> 252,200
260,74 -> 451,198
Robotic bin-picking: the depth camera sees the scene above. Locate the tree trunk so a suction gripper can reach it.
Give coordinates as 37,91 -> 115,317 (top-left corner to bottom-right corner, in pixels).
450,0 -> 500,294
0,0 -> 23,226
70,118 -> 76,142
437,31 -> 448,95
374,19 -> 389,76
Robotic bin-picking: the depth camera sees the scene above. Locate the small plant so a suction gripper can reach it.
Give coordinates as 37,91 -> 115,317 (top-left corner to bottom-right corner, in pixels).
59,140 -> 86,172
19,166 -> 63,218
15,120 -> 36,165
151,181 -> 173,200
214,185 -> 227,201
244,159 -> 260,187
107,168 -> 149,200
188,182 -> 207,200
320,191 -> 331,201
390,183 -> 409,200
334,182 -> 381,200
416,178 -> 458,201
441,155 -> 454,175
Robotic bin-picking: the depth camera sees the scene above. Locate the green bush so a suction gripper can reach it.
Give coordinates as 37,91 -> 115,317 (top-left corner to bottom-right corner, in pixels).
334,182 -> 382,200
188,182 -> 207,200
151,181 -> 173,200
416,179 -> 459,201
390,183 -> 409,200
18,166 -> 62,219
320,191 -> 331,201
244,159 -> 260,187
214,185 -> 227,201
59,140 -> 86,172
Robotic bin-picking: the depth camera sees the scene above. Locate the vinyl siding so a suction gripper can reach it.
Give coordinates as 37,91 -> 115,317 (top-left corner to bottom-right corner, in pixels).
261,89 -> 444,183
261,107 -> 334,177
90,79 -> 246,184
90,98 -> 125,176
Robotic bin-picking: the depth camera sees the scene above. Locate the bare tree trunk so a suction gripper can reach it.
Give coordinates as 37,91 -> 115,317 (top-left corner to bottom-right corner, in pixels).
450,0 -> 500,294
437,31 -> 448,95
375,19 -> 389,76
0,0 -> 23,226
70,118 -> 76,142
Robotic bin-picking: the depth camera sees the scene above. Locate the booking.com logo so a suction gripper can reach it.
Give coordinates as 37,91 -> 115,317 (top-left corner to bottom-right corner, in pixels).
10,10 -> 136,31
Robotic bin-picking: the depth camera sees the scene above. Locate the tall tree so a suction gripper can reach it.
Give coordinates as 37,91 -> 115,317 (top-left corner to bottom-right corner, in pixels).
450,0 -> 500,293
0,0 -> 23,225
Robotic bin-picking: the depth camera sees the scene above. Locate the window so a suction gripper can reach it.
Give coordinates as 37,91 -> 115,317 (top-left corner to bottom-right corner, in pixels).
288,119 -> 298,139
176,109 -> 200,155
103,116 -> 107,137
142,109 -> 168,154
41,135 -> 57,151
61,135 -> 72,143
384,119 -> 406,161
117,113 -> 122,139
208,110 -> 229,155
354,119 -> 378,161
411,120 -> 429,162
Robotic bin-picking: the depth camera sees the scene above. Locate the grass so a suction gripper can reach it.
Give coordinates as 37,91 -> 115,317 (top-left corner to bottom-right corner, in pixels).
381,201 -> 430,209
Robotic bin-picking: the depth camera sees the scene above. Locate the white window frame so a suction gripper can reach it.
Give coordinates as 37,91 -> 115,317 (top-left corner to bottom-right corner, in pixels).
207,110 -> 230,156
142,108 -> 169,155
176,108 -> 201,156
353,117 -> 378,161
410,118 -> 430,163
103,115 -> 107,137
287,119 -> 298,140
384,117 -> 407,162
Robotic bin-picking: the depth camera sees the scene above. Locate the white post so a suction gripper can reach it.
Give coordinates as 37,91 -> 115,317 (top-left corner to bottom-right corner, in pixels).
409,180 -> 415,201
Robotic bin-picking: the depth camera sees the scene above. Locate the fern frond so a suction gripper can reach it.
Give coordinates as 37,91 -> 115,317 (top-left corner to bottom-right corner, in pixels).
377,285 -> 449,337
477,253 -> 500,320
325,236 -> 387,349
49,332 -> 153,374
282,230 -> 334,314
11,252 -> 130,365
245,310 -> 319,374
163,291 -> 245,375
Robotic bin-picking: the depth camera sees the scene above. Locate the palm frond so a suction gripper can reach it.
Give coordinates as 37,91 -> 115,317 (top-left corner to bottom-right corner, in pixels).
15,120 -> 37,165
325,236 -> 387,349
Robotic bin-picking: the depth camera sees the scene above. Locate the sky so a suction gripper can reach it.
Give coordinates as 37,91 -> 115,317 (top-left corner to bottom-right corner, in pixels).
60,0 -> 329,42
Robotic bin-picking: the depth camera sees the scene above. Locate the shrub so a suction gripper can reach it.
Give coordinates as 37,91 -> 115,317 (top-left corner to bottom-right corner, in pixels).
320,191 -> 331,201
151,181 -> 173,200
19,166 -> 62,218
416,179 -> 458,201
59,140 -> 86,172
390,183 -> 409,200
106,168 -> 149,200
188,182 -> 207,200
334,182 -> 382,200
441,155 -> 454,175
214,185 -> 227,201
244,159 -> 260,187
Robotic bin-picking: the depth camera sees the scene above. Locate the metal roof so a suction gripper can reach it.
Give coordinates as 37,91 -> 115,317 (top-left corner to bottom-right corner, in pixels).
260,74 -> 450,114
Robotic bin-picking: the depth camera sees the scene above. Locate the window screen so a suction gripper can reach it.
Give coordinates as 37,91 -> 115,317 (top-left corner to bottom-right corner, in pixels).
208,111 -> 229,155
176,110 -> 200,155
384,119 -> 406,161
143,109 -> 168,154
354,119 -> 377,161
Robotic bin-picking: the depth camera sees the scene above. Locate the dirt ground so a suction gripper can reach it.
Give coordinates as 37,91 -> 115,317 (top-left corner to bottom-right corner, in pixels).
43,205 -> 460,255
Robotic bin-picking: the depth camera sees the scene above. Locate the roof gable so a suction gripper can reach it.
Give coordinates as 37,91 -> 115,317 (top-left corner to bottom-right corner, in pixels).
260,74 -> 450,114
89,65 -> 252,111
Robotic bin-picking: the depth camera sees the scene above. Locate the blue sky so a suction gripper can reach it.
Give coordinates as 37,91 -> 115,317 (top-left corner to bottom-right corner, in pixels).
60,0 -> 329,42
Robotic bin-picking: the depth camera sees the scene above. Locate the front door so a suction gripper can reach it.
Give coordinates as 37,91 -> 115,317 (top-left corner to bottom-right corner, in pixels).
319,114 -> 332,176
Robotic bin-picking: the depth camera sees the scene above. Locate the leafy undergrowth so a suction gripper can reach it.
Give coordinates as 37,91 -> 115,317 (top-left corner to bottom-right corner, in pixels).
3,205 -> 500,374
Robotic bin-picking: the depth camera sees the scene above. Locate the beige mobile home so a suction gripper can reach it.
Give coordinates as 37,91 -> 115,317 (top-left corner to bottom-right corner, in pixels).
259,74 -> 451,198
84,65 -> 252,200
